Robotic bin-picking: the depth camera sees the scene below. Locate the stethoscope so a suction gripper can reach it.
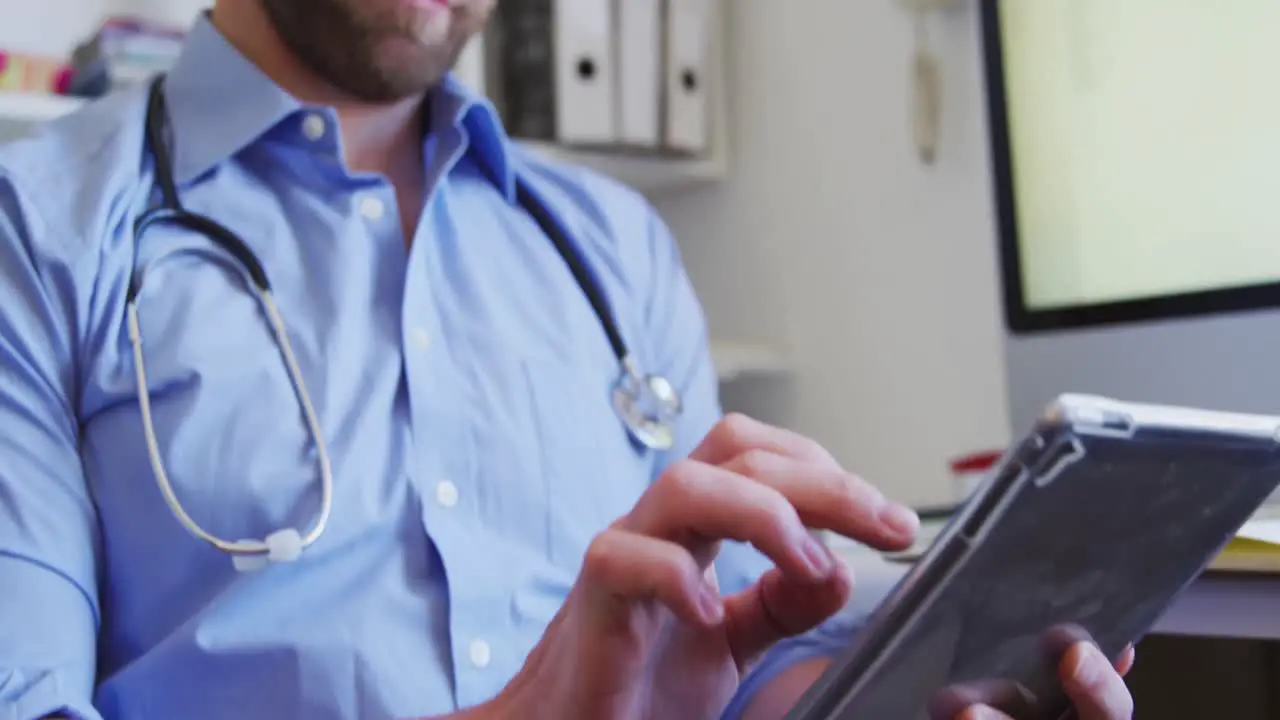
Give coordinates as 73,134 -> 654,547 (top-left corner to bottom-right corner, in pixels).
129,75 -> 682,571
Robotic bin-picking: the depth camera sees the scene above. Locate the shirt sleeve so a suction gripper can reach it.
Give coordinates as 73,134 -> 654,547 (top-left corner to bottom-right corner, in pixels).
719,606 -> 867,720
0,171 -> 103,720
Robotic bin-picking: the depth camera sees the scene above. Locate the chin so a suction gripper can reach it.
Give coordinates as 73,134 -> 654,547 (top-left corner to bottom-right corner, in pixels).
361,38 -> 465,98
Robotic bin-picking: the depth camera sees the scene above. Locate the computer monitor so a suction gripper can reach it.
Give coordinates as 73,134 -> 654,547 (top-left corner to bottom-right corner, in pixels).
983,0 -> 1280,432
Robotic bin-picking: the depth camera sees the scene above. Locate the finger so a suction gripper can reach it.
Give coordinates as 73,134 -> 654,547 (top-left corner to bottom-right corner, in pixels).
1061,642 -> 1134,720
580,527 -> 723,627
1115,645 -> 1136,676
929,680 -> 1036,720
722,564 -> 853,665
721,449 -> 918,550
955,705 -> 1012,720
691,413 -> 840,469
627,460 -> 842,582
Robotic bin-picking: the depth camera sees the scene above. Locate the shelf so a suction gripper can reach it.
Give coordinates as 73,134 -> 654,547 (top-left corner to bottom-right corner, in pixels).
470,0 -> 730,195
521,141 -> 724,193
709,341 -> 790,382
0,91 -> 84,125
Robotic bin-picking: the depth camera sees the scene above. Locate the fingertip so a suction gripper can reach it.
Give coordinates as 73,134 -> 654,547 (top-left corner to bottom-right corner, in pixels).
877,501 -> 920,544
1061,642 -> 1084,679
1061,641 -> 1103,690
956,704 -> 1003,720
1116,644 -> 1137,675
798,532 -> 838,581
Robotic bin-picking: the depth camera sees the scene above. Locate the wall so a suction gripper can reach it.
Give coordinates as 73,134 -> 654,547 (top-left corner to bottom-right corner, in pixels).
651,0 -> 1012,507
0,0 -> 204,56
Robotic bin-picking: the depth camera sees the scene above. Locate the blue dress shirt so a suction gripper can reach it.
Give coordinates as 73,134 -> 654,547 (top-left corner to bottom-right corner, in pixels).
0,17 -> 853,720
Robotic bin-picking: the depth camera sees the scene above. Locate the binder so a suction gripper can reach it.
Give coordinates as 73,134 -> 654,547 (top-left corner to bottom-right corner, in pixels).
496,0 -> 617,147
661,0 -> 713,156
614,0 -> 663,148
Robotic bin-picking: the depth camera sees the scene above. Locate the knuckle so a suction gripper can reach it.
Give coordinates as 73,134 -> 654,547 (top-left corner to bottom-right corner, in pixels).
581,531 -> 621,581
717,412 -> 757,445
757,489 -> 803,539
736,448 -> 777,478
655,551 -> 693,591
658,459 -> 705,497
795,434 -> 830,463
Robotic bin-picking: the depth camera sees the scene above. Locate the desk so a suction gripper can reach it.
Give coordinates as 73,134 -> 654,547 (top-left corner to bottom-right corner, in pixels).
1151,556 -> 1280,641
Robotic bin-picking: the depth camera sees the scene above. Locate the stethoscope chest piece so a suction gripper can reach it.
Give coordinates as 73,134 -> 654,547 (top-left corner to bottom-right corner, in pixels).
611,357 -> 682,451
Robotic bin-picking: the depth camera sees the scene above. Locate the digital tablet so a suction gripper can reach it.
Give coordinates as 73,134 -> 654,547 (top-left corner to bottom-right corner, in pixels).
785,393 -> 1280,720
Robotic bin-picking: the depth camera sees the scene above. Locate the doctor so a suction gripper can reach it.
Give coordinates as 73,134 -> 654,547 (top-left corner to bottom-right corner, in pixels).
0,0 -> 1135,718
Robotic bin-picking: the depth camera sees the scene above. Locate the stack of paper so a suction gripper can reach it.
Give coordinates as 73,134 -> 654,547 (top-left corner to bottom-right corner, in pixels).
1218,506 -> 1280,572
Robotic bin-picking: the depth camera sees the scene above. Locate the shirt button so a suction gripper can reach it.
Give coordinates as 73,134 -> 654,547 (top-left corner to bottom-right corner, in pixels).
468,638 -> 492,669
360,196 -> 386,221
301,113 -> 327,142
412,327 -> 430,351
435,480 -> 459,509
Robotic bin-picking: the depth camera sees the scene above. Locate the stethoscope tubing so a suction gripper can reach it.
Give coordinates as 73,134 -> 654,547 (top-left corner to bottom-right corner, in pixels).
130,74 -> 679,567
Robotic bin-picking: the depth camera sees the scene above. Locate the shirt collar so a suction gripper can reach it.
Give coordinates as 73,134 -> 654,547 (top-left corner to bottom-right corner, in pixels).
163,14 -> 516,200
431,73 -> 517,201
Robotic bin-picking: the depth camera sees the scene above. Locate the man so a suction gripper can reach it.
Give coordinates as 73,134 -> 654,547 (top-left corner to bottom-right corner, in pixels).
0,0 -> 1135,718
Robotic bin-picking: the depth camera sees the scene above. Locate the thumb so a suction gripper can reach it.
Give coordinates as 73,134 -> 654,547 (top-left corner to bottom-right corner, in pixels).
722,562 -> 853,668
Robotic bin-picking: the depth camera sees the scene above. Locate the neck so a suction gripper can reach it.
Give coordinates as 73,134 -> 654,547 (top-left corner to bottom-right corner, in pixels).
209,0 -> 426,176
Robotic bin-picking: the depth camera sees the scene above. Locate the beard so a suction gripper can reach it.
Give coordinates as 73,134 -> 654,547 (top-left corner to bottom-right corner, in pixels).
260,0 -> 492,102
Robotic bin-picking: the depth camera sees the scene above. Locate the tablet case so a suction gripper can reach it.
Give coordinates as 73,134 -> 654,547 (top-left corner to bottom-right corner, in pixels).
786,394 -> 1280,720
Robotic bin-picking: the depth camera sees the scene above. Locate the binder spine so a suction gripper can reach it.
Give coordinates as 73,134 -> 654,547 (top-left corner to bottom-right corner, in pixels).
497,0 -> 557,142
658,0 -> 674,151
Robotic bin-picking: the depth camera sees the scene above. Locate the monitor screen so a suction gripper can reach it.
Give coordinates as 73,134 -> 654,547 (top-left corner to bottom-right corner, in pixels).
986,0 -> 1280,332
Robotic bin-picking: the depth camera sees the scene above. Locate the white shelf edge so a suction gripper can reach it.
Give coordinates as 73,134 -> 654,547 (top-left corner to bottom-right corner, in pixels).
520,141 -> 724,192
709,341 -> 791,382
0,92 -> 85,125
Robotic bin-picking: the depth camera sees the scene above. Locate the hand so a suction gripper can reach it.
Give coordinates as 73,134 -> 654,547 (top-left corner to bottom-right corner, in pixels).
952,642 -> 1136,720
486,414 -> 918,720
